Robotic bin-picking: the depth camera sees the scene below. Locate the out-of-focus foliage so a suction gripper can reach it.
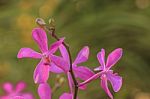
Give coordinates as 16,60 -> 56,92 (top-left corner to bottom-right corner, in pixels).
0,0 -> 150,99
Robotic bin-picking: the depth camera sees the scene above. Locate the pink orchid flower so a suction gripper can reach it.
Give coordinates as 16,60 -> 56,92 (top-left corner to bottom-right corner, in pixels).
38,83 -> 51,99
51,45 -> 94,96
79,48 -> 123,99
0,82 -> 34,99
59,93 -> 78,99
95,48 -> 122,99
17,28 -> 64,84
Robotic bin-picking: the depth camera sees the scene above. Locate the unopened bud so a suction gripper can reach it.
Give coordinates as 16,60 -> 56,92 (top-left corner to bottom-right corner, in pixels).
49,18 -> 55,27
56,75 -> 61,79
55,75 -> 65,85
36,18 -> 46,26
59,77 -> 65,85
52,75 -> 65,92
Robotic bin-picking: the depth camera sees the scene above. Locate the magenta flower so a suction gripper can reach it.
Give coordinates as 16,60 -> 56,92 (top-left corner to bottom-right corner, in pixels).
95,48 -> 122,99
79,48 -> 123,99
59,93 -> 72,99
51,45 -> 94,97
38,83 -> 51,99
59,93 -> 78,99
17,28 -> 64,84
0,82 -> 34,99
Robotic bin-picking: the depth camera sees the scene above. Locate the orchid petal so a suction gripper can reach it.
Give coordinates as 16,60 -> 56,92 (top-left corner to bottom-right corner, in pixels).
17,48 -> 42,59
97,49 -> 105,69
67,72 -> 73,93
38,83 -> 51,99
106,71 -> 122,92
3,82 -> 13,93
12,96 -> 25,99
50,55 -> 69,72
15,82 -> 26,93
32,28 -> 48,53
59,93 -> 73,99
94,66 -> 103,71
106,48 -> 123,69
101,74 -> 113,99
22,93 -> 34,99
73,66 -> 94,81
49,37 -> 65,54
59,45 -> 69,62
33,61 -> 49,84
0,96 -> 9,99
49,62 -> 64,73
73,46 -> 89,65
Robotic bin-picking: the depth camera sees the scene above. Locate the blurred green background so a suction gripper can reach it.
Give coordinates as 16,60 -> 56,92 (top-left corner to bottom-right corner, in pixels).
0,0 -> 150,99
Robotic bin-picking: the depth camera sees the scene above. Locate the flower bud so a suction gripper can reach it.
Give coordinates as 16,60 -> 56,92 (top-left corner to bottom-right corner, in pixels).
36,18 -> 46,26
49,18 -> 55,27
59,77 -> 65,85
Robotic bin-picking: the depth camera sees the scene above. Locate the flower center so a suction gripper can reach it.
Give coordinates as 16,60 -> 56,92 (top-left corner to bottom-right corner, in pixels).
42,53 -> 51,65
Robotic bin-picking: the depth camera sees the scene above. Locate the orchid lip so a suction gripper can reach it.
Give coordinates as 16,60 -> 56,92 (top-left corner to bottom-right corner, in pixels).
43,58 -> 51,65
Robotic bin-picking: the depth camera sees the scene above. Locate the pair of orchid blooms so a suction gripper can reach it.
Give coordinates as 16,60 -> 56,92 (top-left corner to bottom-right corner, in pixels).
1,27 -> 123,99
